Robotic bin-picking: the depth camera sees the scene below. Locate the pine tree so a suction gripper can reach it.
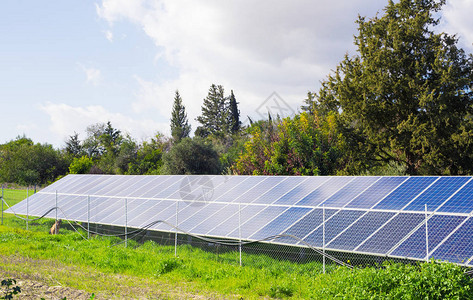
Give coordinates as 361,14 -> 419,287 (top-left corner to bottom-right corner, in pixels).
228,90 -> 241,134
196,84 -> 228,137
170,90 -> 191,142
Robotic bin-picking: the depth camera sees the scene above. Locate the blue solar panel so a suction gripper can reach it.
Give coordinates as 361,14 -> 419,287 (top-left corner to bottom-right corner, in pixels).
166,176 -> 216,200
346,177 -> 407,209
303,210 -> 365,247
327,211 -> 395,251
153,176 -> 187,198
216,177 -> 265,202
207,205 -> 265,237
227,206 -> 288,239
274,177 -> 328,205
209,176 -> 247,202
101,176 -> 140,197
357,213 -> 425,254
296,177 -> 354,207
189,203 -> 238,234
249,207 -> 312,240
431,217 -> 473,264
253,177 -> 308,204
321,177 -> 379,208
118,176 -> 162,198
374,177 -> 438,210
391,215 -> 466,259
134,176 -> 172,198
404,177 -> 470,212
234,177 -> 286,203
179,203 -> 227,235
437,180 -> 473,214
7,174 -> 473,266
68,176 -> 105,195
279,208 -> 338,244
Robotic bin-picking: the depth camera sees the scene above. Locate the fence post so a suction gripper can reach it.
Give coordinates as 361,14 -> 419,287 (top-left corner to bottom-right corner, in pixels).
125,198 -> 128,248
55,190 -> 58,222
175,200 -> 179,257
1,184 -> 4,225
323,204 -> 325,274
239,201 -> 242,267
87,195 -> 90,240
425,204 -> 429,262
26,186 -> 29,230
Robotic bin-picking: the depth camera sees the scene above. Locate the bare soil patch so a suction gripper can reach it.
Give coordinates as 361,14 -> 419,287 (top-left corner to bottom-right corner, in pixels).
0,255 -> 230,299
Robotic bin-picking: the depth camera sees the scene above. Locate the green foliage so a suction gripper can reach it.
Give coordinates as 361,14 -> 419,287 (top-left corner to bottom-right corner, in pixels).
64,132 -> 83,158
170,90 -> 191,143
0,136 -> 68,185
161,137 -> 221,175
155,258 -> 183,276
233,112 -> 342,175
318,261 -> 473,299
196,84 -> 230,139
228,90 -> 241,134
126,134 -> 168,175
1,278 -> 21,300
68,156 -> 93,174
310,0 -> 473,175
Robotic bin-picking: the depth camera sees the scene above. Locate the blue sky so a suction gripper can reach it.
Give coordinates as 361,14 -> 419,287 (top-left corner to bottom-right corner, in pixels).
1,0 -> 472,148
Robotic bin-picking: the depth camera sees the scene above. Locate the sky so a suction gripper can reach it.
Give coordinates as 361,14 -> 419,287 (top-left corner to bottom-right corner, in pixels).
1,0 -> 472,148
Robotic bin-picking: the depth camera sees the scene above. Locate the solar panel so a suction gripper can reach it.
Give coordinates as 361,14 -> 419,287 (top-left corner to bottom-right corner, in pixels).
5,174 -> 473,265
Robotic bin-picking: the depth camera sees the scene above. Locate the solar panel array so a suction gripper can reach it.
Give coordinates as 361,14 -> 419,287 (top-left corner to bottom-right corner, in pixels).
6,174 -> 473,265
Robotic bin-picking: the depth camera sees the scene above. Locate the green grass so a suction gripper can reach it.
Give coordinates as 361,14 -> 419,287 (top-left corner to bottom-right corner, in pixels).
1,189 -> 473,299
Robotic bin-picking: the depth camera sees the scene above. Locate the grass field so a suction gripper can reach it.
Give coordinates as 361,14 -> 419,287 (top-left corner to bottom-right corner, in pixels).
2,189 -> 473,299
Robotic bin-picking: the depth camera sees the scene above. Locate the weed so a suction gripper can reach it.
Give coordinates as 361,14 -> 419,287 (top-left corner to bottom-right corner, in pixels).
1,278 -> 21,300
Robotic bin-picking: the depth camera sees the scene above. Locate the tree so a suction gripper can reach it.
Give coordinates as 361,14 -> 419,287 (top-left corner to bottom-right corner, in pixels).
126,133 -> 169,175
69,155 -> 93,174
64,132 -> 82,158
0,136 -> 68,185
232,112 -> 342,175
228,90 -> 241,134
196,84 -> 228,138
308,0 -> 473,175
161,137 -> 221,175
170,90 -> 191,142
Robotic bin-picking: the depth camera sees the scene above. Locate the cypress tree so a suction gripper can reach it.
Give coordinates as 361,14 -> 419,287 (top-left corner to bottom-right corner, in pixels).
170,90 -> 191,142
228,90 -> 241,134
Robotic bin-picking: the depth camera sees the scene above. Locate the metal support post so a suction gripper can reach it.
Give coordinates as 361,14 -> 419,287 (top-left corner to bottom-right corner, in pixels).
323,204 -> 325,274
87,195 -> 90,239
175,200 -> 179,257
26,186 -> 29,230
1,184 -> 4,225
425,204 -> 429,262
125,198 -> 128,248
55,190 -> 58,222
239,202 -> 242,267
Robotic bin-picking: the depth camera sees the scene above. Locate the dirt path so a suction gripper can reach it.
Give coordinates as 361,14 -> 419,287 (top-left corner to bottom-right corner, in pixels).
0,255 -> 230,299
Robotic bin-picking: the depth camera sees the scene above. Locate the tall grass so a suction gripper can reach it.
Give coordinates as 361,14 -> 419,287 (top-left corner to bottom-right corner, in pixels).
1,189 -> 473,299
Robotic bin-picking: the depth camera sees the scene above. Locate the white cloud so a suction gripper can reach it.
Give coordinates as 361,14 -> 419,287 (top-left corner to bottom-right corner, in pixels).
96,0 -> 383,123
40,102 -> 168,145
95,0 -> 473,130
78,64 -> 102,86
105,30 -> 113,42
441,0 -> 473,51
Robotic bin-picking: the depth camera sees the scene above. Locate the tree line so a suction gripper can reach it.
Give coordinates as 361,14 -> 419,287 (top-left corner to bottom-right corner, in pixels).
1,0 -> 473,186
